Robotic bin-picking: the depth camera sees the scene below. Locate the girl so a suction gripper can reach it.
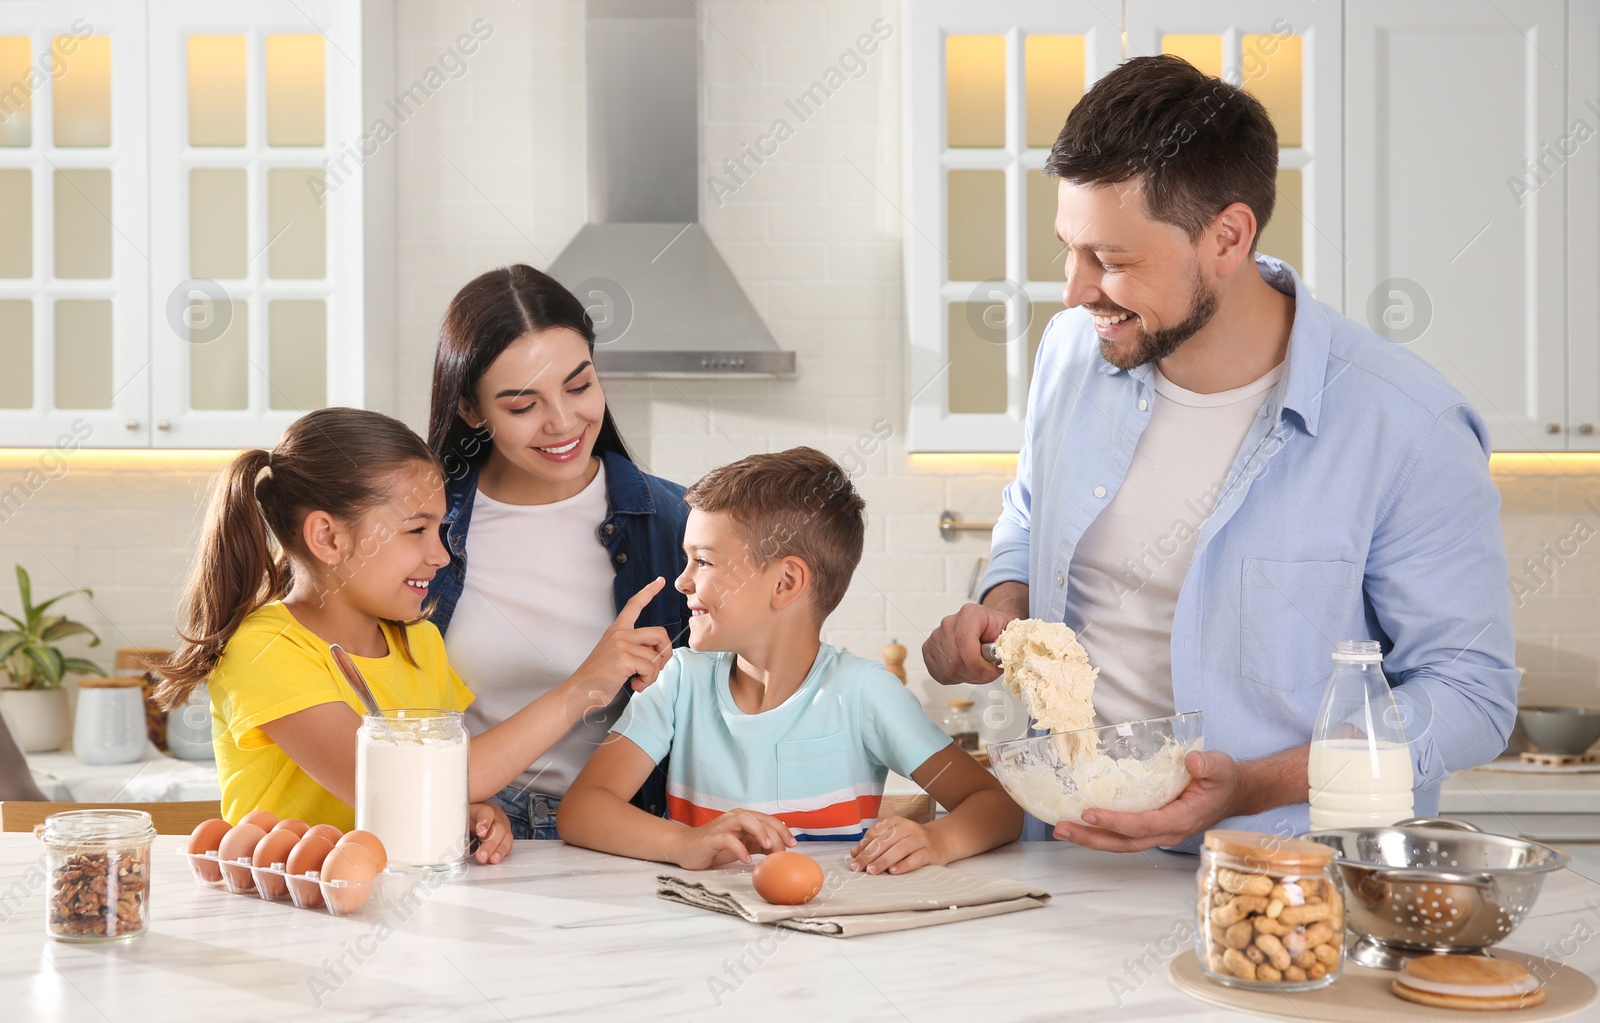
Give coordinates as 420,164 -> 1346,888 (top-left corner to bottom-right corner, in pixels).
426,265 -> 691,839
153,407 -> 671,862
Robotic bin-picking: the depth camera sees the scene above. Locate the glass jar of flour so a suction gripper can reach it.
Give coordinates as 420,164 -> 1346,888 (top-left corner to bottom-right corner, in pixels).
356,709 -> 469,874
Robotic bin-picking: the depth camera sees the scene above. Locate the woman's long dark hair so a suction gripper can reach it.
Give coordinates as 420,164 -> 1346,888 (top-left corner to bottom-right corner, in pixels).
428,264 -> 632,482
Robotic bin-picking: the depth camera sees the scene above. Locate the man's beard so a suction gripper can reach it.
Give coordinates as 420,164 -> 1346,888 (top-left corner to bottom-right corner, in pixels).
1099,270 -> 1219,370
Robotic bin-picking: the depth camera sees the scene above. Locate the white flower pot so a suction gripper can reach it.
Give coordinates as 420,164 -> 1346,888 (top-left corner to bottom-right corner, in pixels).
0,688 -> 72,752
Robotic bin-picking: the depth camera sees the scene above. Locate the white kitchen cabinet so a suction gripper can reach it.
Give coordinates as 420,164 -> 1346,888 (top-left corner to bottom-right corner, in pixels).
0,0 -> 392,450
1569,0 -> 1600,452
1346,0 -> 1568,454
0,2 -> 148,448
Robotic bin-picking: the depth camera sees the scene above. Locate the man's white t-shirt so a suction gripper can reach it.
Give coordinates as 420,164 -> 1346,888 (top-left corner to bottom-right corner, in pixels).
444,463 -> 619,797
1065,361 -> 1285,725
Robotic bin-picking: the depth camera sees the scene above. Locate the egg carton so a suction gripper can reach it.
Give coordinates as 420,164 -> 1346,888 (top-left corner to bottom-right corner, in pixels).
177,849 -> 381,917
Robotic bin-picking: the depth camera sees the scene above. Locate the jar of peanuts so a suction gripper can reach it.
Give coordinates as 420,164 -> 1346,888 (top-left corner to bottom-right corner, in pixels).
39,809 -> 155,943
1197,829 -> 1343,991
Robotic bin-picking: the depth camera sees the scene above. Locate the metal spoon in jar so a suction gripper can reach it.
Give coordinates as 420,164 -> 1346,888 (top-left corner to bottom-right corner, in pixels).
329,643 -> 382,716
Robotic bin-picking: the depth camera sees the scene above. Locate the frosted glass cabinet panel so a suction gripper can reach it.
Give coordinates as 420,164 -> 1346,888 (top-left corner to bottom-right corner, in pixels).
946,169 -> 1006,282
0,37 -> 32,146
52,34 -> 111,147
53,299 -> 113,409
946,35 -> 1006,148
0,300 -> 31,408
187,36 -> 247,147
1023,35 -> 1084,148
189,168 -> 248,280
265,35 -> 325,146
0,168 -> 30,278
947,303 -> 1009,414
53,168 -> 112,279
188,299 -> 248,411
268,300 -> 326,410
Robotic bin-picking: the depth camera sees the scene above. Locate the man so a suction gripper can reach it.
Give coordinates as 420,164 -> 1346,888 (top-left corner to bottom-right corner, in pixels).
923,55 -> 1518,851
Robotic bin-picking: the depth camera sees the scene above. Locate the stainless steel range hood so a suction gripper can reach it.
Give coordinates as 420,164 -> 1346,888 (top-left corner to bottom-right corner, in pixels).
547,0 -> 795,378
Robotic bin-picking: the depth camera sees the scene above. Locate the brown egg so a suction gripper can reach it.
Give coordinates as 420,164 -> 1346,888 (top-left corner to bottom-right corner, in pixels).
319,843 -> 378,915
752,851 -> 824,906
336,830 -> 388,872
216,823 -> 267,893
250,828 -> 300,900
285,834 -> 337,909
304,823 -> 343,845
270,818 -> 309,839
186,818 -> 232,884
239,809 -> 279,831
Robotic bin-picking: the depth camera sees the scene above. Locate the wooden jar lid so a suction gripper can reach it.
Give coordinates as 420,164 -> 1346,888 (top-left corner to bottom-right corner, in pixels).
114,648 -> 171,671
77,675 -> 148,689
1204,829 -> 1335,871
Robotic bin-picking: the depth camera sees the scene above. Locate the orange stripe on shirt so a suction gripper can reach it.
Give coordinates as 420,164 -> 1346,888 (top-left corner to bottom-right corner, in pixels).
666,793 -> 883,830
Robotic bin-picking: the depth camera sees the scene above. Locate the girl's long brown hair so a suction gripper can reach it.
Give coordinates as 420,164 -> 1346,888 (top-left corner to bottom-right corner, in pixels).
153,408 -> 438,710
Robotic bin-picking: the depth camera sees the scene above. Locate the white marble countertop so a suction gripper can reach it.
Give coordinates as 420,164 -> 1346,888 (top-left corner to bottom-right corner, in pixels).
5,834 -> 1600,1021
27,745 -> 221,803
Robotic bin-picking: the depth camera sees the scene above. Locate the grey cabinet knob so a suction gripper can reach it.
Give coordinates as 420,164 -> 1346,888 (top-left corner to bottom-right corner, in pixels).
1547,423 -> 1562,434
1581,424 -> 1596,436
123,419 -> 138,430
156,420 -> 171,431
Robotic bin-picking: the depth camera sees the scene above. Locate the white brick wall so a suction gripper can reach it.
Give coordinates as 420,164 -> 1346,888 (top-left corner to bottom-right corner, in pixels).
0,1 -> 1589,742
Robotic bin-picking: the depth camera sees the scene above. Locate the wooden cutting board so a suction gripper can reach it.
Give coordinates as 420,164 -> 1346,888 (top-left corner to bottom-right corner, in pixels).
1169,949 -> 1597,1021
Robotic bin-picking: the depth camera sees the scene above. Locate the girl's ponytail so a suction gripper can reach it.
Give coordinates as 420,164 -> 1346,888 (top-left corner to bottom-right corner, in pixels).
153,449 -> 288,709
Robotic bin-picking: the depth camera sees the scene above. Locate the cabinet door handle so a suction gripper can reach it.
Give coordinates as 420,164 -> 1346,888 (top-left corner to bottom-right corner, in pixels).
1547,423 -> 1562,434
1580,423 -> 1596,435
156,420 -> 171,431
123,419 -> 138,430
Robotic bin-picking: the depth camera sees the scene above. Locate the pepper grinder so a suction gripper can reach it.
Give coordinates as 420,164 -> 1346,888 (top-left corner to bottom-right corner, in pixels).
882,639 -> 907,685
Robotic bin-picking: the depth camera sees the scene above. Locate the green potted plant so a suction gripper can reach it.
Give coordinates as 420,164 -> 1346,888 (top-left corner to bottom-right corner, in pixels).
0,565 -> 104,752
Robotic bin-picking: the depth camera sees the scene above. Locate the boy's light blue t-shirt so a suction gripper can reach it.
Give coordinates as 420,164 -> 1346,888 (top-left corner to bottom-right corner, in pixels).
612,643 -> 951,841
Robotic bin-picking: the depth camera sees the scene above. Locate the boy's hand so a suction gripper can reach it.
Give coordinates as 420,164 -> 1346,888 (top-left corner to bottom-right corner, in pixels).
672,809 -> 797,870
573,577 -> 673,703
850,816 -> 946,875
468,801 -> 512,864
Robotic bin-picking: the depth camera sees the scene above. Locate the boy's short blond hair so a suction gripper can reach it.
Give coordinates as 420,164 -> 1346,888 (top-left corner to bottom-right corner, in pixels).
683,447 -> 866,620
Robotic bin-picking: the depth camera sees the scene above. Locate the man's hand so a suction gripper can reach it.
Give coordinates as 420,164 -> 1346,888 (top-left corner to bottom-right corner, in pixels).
1052,750 -> 1241,851
468,801 -> 513,864
923,602 -> 1013,685
671,809 -> 796,870
849,816 -> 946,875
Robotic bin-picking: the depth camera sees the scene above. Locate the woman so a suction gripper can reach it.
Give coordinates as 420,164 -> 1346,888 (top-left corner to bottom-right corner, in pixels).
427,265 -> 691,839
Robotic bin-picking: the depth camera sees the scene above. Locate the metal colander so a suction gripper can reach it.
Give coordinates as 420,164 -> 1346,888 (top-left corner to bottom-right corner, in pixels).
1300,819 -> 1570,969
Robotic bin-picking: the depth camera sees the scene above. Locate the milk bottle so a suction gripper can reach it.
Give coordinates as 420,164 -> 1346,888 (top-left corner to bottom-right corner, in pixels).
1307,640 -> 1415,830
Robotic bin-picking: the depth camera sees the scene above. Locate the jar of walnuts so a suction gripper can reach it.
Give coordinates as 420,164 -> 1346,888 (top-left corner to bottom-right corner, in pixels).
1198,829 -> 1344,991
40,809 -> 155,943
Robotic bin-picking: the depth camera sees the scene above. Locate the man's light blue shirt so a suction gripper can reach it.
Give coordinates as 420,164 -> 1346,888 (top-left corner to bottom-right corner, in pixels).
982,255 -> 1519,844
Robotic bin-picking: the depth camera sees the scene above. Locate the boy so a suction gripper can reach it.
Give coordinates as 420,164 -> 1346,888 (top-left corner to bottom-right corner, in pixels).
558,448 -> 1022,873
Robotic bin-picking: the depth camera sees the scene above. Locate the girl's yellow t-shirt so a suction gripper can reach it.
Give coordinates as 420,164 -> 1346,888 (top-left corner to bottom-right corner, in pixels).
207,602 -> 474,829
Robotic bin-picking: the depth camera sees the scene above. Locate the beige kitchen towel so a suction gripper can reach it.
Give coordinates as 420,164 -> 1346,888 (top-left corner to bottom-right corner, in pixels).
656,855 -> 1049,937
